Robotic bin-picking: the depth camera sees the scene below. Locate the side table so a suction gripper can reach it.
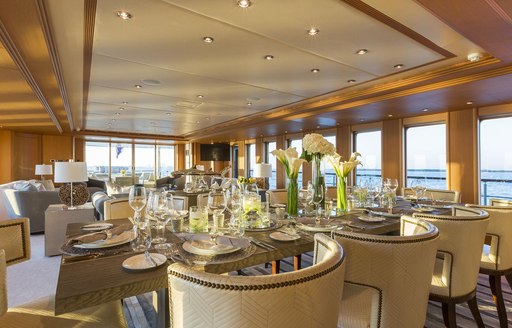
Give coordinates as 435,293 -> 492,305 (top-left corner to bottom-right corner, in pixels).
44,203 -> 95,256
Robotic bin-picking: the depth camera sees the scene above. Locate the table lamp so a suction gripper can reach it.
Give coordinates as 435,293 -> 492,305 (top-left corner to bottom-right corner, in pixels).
54,161 -> 89,209
35,164 -> 53,180
253,163 -> 272,189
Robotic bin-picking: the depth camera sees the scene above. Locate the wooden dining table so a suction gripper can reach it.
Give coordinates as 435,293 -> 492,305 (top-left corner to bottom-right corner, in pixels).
53,207 -> 409,327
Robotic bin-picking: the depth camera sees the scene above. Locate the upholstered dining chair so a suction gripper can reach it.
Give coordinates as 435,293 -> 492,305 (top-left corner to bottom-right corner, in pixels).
167,233 -> 346,328
490,198 -> 512,206
465,203 -> 512,328
172,195 -> 188,211
0,218 -> 127,327
413,206 -> 490,328
333,216 -> 439,328
426,189 -> 461,203
266,189 -> 287,205
104,198 -> 134,220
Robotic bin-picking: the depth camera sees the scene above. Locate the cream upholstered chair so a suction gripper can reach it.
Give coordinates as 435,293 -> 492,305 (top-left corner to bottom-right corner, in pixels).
426,189 -> 461,203
466,204 -> 512,327
333,216 -> 439,328
490,198 -> 512,206
413,206 -> 489,328
0,218 -> 127,327
104,198 -> 134,220
172,195 -> 188,211
266,189 -> 287,205
168,234 -> 345,328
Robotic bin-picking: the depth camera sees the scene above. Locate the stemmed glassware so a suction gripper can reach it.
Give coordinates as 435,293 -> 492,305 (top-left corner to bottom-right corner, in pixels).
152,191 -> 172,244
208,189 -> 227,244
129,185 -> 146,223
312,183 -> 325,222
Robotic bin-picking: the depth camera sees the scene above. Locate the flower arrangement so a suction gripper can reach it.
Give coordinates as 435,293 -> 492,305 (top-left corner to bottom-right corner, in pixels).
271,147 -> 306,216
302,133 -> 335,160
327,152 -> 362,210
120,169 -> 126,176
238,177 -> 256,185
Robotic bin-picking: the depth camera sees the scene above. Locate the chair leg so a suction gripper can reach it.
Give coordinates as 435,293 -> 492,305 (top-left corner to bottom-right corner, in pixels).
467,295 -> 485,328
271,260 -> 280,274
505,273 -> 512,290
441,302 -> 457,328
293,255 -> 301,271
489,274 -> 509,328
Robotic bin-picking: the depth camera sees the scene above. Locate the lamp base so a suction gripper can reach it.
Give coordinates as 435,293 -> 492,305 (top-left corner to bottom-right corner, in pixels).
58,183 -> 89,208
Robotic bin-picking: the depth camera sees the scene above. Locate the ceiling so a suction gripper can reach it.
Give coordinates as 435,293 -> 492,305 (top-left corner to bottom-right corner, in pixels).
0,0 -> 511,142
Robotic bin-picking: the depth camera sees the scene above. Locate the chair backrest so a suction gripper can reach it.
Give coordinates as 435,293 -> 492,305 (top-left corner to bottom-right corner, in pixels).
0,218 -> 30,266
332,216 -> 439,328
172,196 -> 188,211
266,189 -> 287,205
104,198 -> 135,220
168,234 -> 345,328
489,198 -> 512,207
413,206 -> 489,298
196,193 -> 208,209
1,250 -> 6,317
466,204 -> 512,271
426,188 -> 461,203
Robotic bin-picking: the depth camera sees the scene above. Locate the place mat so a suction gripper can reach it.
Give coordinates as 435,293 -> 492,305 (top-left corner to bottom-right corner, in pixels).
170,234 -> 256,266
295,217 -> 341,232
60,224 -> 133,256
245,220 -> 284,232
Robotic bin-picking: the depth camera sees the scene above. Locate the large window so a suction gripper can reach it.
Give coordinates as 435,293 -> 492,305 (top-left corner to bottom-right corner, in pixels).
265,141 -> 277,189
247,143 -> 256,177
85,142 -> 110,181
406,124 -> 447,189
480,116 -> 512,204
158,145 -> 175,178
111,143 -> 133,185
354,131 -> 382,186
288,139 -> 303,186
135,144 -> 155,184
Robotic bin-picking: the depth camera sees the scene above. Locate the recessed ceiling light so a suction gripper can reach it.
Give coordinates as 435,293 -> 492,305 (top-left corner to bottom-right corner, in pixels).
356,49 -> 368,55
115,112 -> 120,116
166,113 -> 172,116
264,55 -> 274,60
284,131 -> 288,134
311,68 -> 320,73
203,36 -> 214,43
394,64 -> 404,69
423,108 -> 429,112
237,0 -> 252,8
196,95 -> 204,99
307,28 -> 320,36
196,121 -> 200,124
388,114 -> 393,117
119,107 -> 125,111
467,53 -> 481,62
359,119 -> 365,122
347,79 -> 356,83
316,125 -> 320,128
134,84 -> 142,89
336,122 -> 340,126
299,128 -> 303,131
247,102 -> 252,106
116,11 -> 132,20
141,79 -> 161,86
122,101 -> 128,105
466,101 -> 474,105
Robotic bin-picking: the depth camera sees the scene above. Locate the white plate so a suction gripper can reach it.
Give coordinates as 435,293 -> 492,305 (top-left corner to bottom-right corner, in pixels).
296,223 -> 338,232
182,240 -> 240,256
369,210 -> 401,218
122,253 -> 167,271
73,231 -> 133,249
269,231 -> 300,241
81,223 -> 114,231
412,206 -> 435,213
357,216 -> 386,223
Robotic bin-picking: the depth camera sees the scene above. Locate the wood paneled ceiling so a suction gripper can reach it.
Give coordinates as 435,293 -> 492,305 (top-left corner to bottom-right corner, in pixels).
0,0 -> 511,142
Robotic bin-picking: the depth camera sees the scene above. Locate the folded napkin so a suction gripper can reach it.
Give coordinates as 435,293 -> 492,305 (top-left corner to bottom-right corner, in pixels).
67,223 -> 132,245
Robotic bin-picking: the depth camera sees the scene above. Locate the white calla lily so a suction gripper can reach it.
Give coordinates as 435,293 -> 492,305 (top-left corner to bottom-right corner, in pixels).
271,147 -> 305,179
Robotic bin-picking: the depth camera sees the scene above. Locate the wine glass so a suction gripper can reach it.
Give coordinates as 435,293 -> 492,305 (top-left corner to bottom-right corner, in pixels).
153,192 -> 171,244
312,184 -> 325,222
208,189 -> 227,214
131,218 -> 151,255
129,185 -> 146,223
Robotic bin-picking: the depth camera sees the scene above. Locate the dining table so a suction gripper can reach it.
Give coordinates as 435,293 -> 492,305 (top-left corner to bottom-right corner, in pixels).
53,198 -> 451,327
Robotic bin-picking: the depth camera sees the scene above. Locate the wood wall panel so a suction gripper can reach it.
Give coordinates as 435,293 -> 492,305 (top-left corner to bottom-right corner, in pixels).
382,119 -> 403,188
448,108 -> 478,203
13,133 -> 41,180
74,138 -> 85,162
176,144 -> 186,170
42,135 -> 73,164
0,131 -> 14,183
275,135 -> 285,188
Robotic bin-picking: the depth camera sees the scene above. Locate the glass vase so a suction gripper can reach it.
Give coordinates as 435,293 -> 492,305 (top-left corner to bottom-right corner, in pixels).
286,176 -> 298,217
312,154 -> 325,208
337,176 -> 347,211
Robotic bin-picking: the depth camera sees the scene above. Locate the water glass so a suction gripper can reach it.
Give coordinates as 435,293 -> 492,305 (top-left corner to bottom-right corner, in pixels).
229,208 -> 245,237
153,192 -> 171,244
129,185 -> 146,223
324,200 -> 333,219
189,206 -> 208,233
131,220 -> 151,253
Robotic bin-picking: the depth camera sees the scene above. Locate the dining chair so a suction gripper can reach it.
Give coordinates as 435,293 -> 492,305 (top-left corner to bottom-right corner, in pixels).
333,216 -> 439,328
172,195 -> 188,211
167,233 -> 346,328
413,206 -> 490,328
426,189 -> 461,203
465,203 -> 512,328
489,198 -> 512,206
104,198 -> 134,220
266,189 -> 287,205
0,218 -> 127,327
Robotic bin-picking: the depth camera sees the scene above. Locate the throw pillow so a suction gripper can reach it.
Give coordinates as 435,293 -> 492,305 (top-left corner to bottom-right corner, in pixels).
105,181 -> 122,196
40,179 -> 55,191
13,181 -> 37,191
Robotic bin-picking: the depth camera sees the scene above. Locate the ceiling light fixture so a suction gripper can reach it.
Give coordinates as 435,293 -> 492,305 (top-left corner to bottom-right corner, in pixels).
316,125 -> 320,128
347,79 -> 356,83
307,28 -> 320,36
264,55 -> 274,60
359,119 -> 365,122
466,101 -> 474,105
122,101 -> 128,105
423,108 -> 429,112
119,107 -> 125,111
116,11 -> 132,20
247,102 -> 252,106
388,114 -> 393,117
203,36 -> 214,43
467,53 -> 481,62
237,0 -> 252,8
115,112 -> 120,116
166,113 -> 172,116
311,68 -> 320,73
134,84 -> 142,89
394,64 -> 404,69
356,49 -> 368,55
299,128 -> 303,131
196,95 -> 204,98
196,121 -> 200,124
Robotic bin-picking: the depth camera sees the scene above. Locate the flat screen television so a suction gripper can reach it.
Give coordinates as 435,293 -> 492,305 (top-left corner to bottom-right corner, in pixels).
200,143 -> 230,161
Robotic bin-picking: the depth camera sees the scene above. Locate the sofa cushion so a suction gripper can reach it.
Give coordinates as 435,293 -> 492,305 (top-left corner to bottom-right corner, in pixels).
87,178 -> 106,190
13,182 -> 38,191
40,180 -> 55,191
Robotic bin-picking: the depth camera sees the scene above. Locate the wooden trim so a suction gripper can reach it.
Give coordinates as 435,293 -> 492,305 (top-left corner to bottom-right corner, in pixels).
403,113 -> 447,126
478,103 -> 512,118
351,122 -> 382,132
82,0 -> 96,130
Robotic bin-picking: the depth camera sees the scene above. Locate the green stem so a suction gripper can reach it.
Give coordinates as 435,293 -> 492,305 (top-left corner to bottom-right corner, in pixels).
286,177 -> 298,217
337,176 -> 347,210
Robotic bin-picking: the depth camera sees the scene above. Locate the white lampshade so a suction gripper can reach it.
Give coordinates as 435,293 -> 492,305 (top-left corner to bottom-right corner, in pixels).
35,164 -> 53,175
253,163 -> 272,178
54,162 -> 88,183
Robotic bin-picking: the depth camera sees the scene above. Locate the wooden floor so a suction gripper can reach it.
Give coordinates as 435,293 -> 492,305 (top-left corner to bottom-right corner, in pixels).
123,253 -> 512,328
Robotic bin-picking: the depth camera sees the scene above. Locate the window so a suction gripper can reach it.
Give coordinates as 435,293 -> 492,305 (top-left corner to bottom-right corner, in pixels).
288,139 -> 303,186
405,124 -> 447,189
111,143 -> 133,185
135,144 -> 155,183
323,135 -> 336,187
232,145 -> 239,178
247,143 -> 256,177
85,142 -> 110,181
158,145 -> 175,178
480,116 -> 512,204
265,141 -> 277,189
354,131 -> 382,186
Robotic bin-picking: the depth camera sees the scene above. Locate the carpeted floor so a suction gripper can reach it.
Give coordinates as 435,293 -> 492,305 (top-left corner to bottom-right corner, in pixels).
7,234 -> 512,327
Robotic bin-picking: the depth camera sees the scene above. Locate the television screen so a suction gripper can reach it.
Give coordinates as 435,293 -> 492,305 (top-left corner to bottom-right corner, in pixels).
200,143 -> 230,161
